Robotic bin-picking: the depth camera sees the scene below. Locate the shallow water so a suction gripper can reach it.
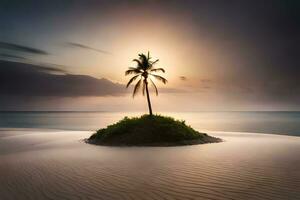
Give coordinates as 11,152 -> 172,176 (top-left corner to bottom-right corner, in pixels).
0,111 -> 300,136
0,130 -> 299,200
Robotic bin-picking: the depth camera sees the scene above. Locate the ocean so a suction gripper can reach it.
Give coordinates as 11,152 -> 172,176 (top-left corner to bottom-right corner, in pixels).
0,111 -> 299,136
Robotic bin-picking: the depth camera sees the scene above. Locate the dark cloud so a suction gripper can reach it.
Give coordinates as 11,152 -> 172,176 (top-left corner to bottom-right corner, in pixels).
0,53 -> 26,60
29,62 -> 69,74
179,76 -> 187,81
31,65 -> 67,74
0,55 -> 68,74
67,42 -> 111,55
0,60 -> 125,97
0,42 -> 48,55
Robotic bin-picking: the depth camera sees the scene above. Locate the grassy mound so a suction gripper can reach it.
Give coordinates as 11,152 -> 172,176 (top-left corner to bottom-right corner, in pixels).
88,115 -> 221,146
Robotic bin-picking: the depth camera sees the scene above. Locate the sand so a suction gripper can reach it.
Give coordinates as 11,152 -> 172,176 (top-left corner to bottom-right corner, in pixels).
0,129 -> 299,200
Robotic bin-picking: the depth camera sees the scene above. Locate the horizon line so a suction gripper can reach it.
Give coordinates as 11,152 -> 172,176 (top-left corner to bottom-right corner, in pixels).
0,110 -> 299,113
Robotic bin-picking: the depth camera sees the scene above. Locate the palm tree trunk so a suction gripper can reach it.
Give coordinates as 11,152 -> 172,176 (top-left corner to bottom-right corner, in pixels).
144,80 -> 153,116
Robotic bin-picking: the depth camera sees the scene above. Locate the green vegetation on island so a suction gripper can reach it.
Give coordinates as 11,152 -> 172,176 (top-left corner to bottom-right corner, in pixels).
88,115 -> 221,146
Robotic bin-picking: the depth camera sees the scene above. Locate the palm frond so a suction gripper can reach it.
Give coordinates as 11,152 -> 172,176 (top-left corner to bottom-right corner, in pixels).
132,78 -> 142,97
150,74 -> 168,84
148,59 -> 159,70
150,67 -> 165,73
149,78 -> 158,96
138,54 -> 147,61
150,59 -> 159,65
126,74 -> 140,88
138,54 -> 148,69
125,67 -> 142,75
147,51 -> 151,60
132,59 -> 143,69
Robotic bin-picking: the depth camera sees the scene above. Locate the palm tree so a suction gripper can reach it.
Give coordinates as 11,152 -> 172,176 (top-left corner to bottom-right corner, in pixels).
125,51 -> 167,116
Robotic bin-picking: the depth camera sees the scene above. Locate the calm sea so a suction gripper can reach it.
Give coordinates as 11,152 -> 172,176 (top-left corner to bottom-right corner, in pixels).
0,111 -> 299,136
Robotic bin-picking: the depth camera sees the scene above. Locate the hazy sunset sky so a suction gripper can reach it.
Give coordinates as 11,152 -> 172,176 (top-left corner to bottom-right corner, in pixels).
0,0 -> 299,111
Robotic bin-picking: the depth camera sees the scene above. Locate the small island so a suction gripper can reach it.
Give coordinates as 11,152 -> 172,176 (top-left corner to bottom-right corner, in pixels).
88,52 -> 221,146
88,115 -> 221,146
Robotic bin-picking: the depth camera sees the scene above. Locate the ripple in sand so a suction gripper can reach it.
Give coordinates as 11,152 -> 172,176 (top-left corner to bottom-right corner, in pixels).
0,131 -> 300,200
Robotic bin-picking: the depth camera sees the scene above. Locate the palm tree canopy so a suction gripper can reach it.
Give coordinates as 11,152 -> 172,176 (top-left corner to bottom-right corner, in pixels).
125,52 -> 167,97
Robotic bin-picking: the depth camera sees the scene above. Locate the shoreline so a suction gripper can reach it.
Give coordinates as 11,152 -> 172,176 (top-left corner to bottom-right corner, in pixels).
1,127 -> 299,138
86,137 -> 223,147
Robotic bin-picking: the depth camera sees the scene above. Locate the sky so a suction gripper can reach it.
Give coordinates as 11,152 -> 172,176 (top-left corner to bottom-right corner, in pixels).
0,0 -> 299,111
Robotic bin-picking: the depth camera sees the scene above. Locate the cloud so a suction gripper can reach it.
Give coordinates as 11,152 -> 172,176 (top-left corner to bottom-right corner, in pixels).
67,42 -> 111,55
0,53 -> 27,60
27,62 -> 69,74
179,76 -> 187,81
31,65 -> 67,74
0,54 -> 68,74
0,42 -> 48,55
0,60 -> 125,97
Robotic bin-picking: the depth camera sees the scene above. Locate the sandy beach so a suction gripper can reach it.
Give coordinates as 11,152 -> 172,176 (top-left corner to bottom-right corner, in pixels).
0,129 -> 299,200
